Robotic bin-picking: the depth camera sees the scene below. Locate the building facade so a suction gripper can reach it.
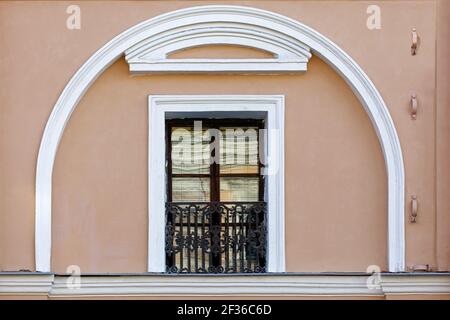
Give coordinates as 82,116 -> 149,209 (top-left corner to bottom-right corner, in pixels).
0,0 -> 449,299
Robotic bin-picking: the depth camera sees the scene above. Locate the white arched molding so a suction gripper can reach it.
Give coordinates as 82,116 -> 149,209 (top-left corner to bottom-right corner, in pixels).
35,5 -> 405,272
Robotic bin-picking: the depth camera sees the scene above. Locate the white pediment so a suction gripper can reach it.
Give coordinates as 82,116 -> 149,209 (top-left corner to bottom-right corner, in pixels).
124,23 -> 312,73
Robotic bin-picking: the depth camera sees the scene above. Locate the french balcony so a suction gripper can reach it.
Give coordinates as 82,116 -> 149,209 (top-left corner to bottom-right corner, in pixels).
165,201 -> 267,274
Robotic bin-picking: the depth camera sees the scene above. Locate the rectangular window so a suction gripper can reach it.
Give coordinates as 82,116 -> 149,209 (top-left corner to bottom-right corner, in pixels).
165,119 -> 267,273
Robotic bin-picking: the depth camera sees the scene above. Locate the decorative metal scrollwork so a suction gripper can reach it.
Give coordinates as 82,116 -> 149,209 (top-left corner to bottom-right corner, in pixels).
165,202 -> 267,273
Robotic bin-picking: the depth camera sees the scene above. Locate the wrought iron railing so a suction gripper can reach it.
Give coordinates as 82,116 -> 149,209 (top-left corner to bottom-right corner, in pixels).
165,201 -> 267,273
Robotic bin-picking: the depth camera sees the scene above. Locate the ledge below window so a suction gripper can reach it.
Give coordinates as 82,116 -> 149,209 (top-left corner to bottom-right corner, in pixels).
1,272 -> 449,299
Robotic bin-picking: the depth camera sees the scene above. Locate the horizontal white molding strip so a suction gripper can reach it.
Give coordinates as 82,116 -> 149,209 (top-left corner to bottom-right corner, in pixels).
381,274 -> 450,294
0,274 -> 54,294
130,60 -> 307,73
1,273 -> 449,297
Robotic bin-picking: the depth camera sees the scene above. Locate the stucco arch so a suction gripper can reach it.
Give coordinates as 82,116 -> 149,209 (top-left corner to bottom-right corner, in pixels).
35,5 -> 405,272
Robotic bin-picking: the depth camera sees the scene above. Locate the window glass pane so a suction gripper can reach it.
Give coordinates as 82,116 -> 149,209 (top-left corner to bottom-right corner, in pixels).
220,177 -> 259,202
220,127 -> 259,174
171,127 -> 210,174
172,177 -> 210,202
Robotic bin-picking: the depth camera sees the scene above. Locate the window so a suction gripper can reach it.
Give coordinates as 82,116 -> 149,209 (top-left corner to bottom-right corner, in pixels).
148,95 -> 285,273
165,119 -> 267,273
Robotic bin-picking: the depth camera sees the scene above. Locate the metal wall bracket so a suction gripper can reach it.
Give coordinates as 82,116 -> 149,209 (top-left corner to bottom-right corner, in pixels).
408,264 -> 432,272
410,94 -> 418,120
411,195 -> 418,223
411,28 -> 419,55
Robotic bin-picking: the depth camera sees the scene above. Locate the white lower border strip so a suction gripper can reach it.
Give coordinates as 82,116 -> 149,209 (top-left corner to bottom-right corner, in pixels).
1,274 -> 449,297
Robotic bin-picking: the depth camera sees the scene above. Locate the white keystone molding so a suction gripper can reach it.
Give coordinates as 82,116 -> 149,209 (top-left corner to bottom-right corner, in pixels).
148,95 -> 285,273
35,5 -> 405,272
125,25 -> 312,73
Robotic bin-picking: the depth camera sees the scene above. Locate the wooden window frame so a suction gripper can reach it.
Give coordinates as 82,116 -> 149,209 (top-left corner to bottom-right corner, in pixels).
166,119 -> 266,272
166,118 -> 265,203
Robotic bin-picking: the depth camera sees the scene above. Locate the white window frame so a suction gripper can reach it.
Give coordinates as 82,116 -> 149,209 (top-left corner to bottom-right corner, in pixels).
148,95 -> 285,273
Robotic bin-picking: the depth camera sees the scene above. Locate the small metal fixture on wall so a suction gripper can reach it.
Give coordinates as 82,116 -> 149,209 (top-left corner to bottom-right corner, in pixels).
408,264 -> 432,272
410,94 -> 418,120
411,28 -> 419,55
410,195 -> 418,223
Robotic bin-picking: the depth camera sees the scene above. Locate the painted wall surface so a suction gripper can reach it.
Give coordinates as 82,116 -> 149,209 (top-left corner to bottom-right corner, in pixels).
51,57 -> 387,273
436,0 -> 450,272
0,1 -> 448,274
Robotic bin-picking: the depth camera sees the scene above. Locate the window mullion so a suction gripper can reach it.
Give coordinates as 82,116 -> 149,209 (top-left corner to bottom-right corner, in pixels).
209,123 -> 221,268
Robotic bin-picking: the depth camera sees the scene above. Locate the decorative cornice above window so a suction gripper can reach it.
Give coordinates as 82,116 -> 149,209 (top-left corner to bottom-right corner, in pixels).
124,25 -> 312,73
